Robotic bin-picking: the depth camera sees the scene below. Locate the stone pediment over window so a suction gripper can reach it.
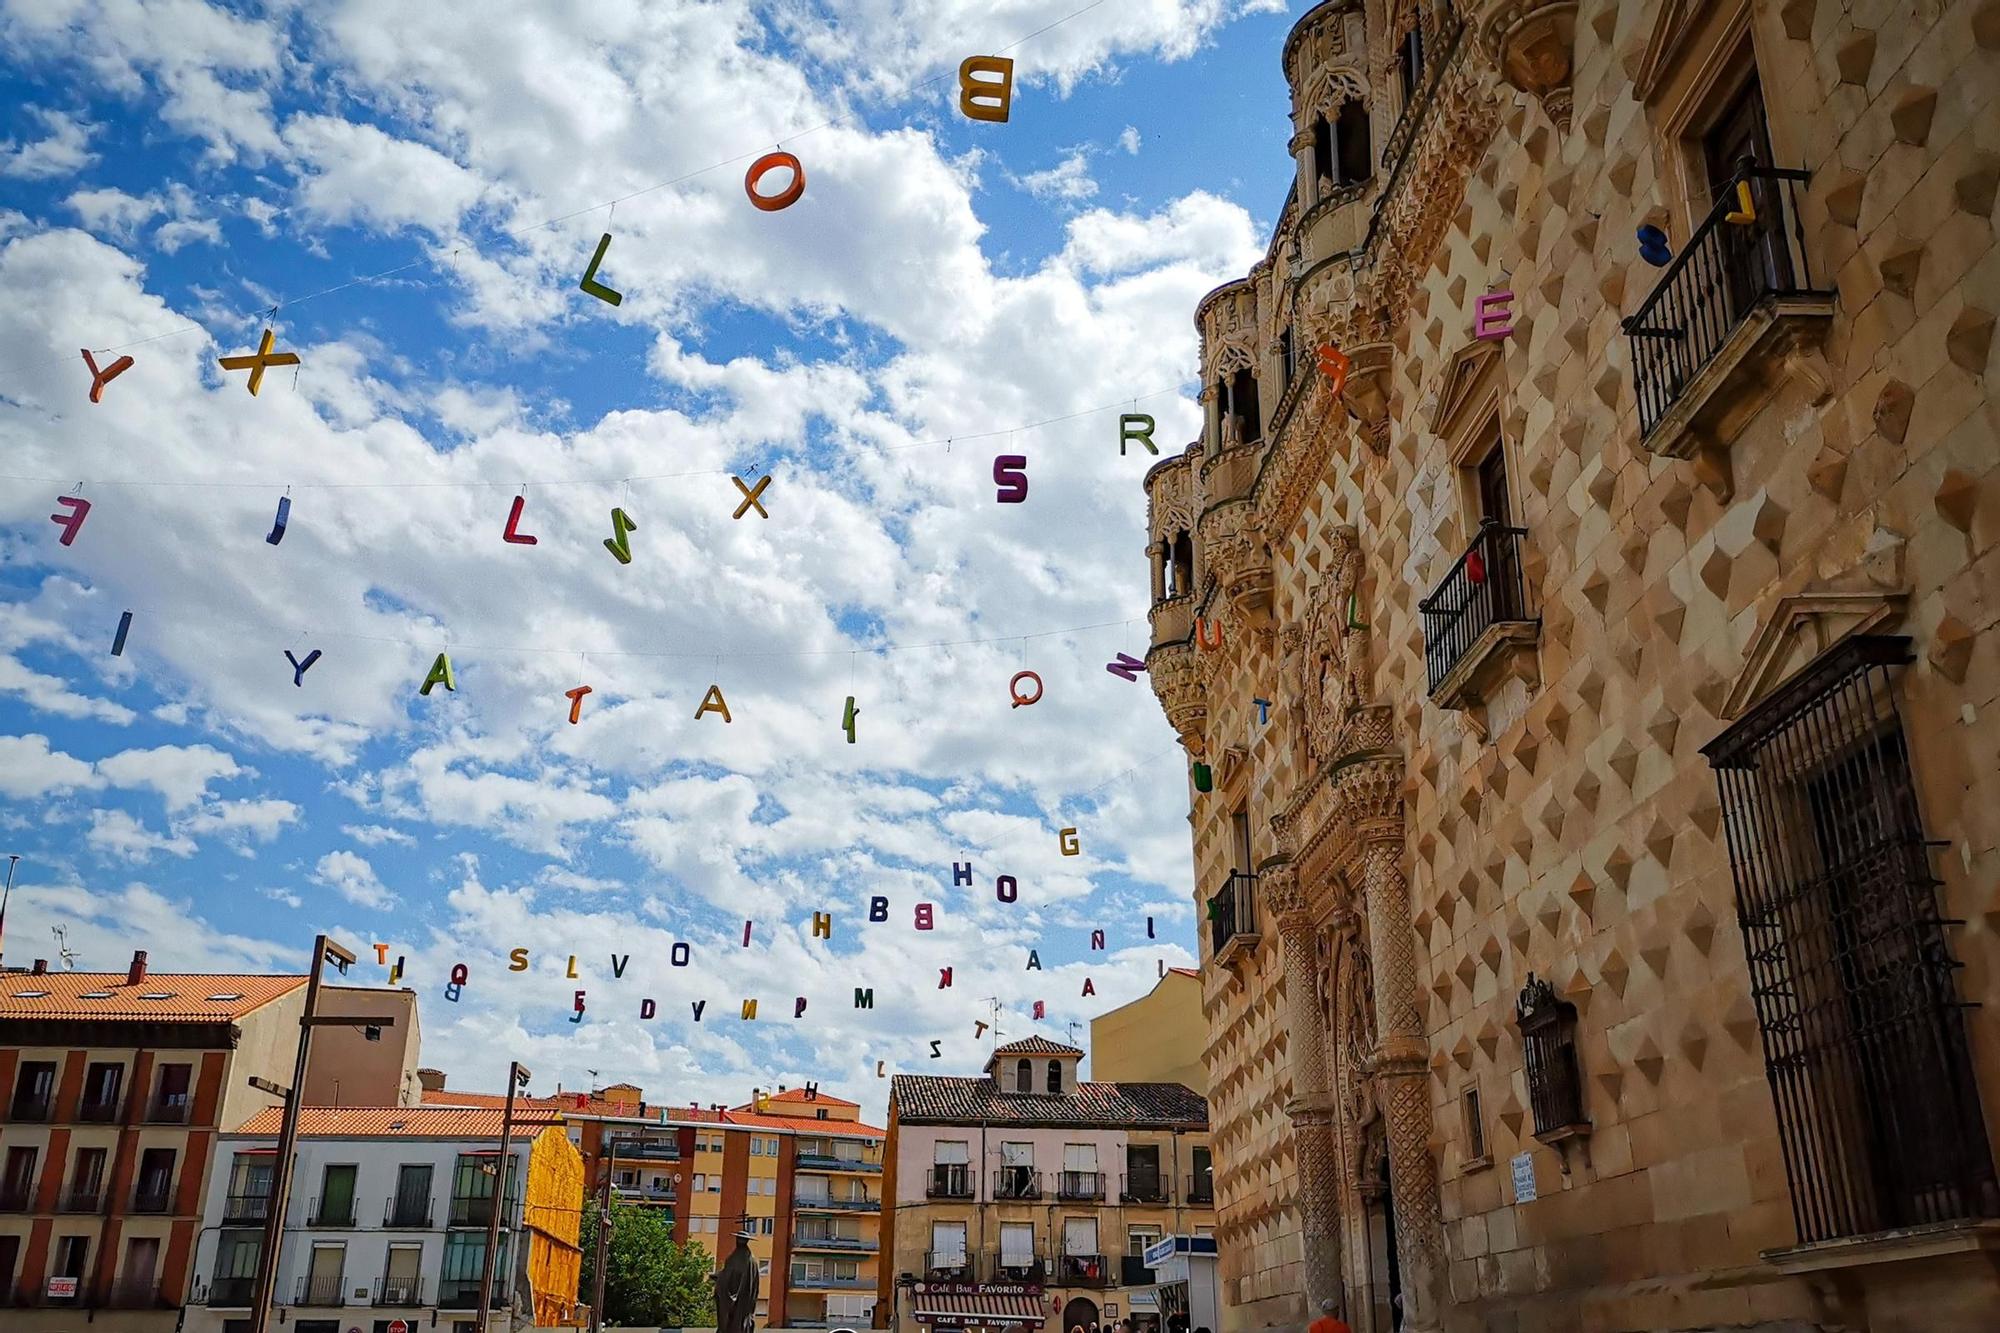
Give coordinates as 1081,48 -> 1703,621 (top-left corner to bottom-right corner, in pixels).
1429,339 -> 1504,460
1718,590 -> 1907,721
1631,0 -> 1741,105
1214,744 -> 1251,795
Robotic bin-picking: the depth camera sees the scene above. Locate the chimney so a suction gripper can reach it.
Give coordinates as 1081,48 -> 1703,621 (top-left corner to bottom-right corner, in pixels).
128,950 -> 148,986
417,1068 -> 447,1093
31,959 -> 47,974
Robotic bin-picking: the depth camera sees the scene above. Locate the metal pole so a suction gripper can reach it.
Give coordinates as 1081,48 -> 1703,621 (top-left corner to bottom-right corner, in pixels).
0,854 -> 20,966
250,933 -> 337,1333
477,1060 -> 525,1333
588,1141 -> 611,1332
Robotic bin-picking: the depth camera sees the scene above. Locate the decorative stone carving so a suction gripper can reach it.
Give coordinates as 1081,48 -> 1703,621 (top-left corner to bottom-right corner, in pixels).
1200,499 -> 1275,631
1146,640 -> 1208,752
1481,1 -> 1578,133
1340,340 -> 1396,453
1284,526 -> 1373,764
1266,858 -> 1346,1315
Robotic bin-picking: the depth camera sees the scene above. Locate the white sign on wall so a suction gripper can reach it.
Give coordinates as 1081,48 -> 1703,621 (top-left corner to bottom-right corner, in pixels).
1510,1151 -> 1537,1204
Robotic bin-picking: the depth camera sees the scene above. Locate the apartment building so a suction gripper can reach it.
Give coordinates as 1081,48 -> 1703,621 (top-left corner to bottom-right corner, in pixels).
427,1078 -> 886,1328
184,1106 -> 584,1333
0,951 -> 420,1331
882,1039 -> 1213,1333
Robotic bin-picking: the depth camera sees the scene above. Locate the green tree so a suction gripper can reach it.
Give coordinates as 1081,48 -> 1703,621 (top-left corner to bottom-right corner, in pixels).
578,1201 -> 717,1328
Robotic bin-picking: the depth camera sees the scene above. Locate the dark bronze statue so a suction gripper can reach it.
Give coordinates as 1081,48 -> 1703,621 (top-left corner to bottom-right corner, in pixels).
714,1228 -> 760,1333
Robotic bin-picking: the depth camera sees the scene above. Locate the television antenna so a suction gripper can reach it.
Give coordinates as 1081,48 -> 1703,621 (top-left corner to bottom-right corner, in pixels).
51,925 -> 79,970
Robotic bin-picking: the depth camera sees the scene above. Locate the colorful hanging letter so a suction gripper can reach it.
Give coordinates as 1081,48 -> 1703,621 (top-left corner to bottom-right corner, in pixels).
566,685 -> 592,725
603,507 -> 636,564
1195,617 -> 1224,651
1105,652 -> 1146,681
266,495 -> 290,546
111,611 -> 133,657
996,875 -> 1018,903
1026,950 -> 1042,972
1032,1000 -> 1045,1019
1637,224 -> 1673,267
82,348 -> 133,403
579,232 -> 624,307
696,685 -> 732,722
1474,291 -> 1515,341
993,455 -> 1028,503
1316,344 -> 1351,397
1254,697 -> 1271,725
502,494 -> 539,545
958,56 -> 1015,122
745,151 -> 806,211
1192,761 -> 1213,793
1119,413 -> 1158,456
50,495 -> 90,546
1009,671 -> 1043,708
843,696 -> 858,744
1724,179 -> 1757,226
1081,977 -> 1096,997
286,648 -> 321,687
732,474 -> 771,519
1059,828 -> 1079,856
420,653 -> 456,696
217,328 -> 300,396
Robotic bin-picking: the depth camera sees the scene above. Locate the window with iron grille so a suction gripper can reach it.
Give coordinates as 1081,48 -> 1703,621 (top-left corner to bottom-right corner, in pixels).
1702,634 -> 1999,1243
1514,974 -> 1586,1139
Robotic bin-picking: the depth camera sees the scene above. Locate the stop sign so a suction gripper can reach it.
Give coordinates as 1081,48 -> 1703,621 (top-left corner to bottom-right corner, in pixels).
387,1320 -> 410,1333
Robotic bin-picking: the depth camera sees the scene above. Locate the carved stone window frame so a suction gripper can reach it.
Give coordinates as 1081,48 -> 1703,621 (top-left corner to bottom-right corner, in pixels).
1458,1080 -> 1492,1175
1637,0 -> 1768,240
1430,339 -> 1517,536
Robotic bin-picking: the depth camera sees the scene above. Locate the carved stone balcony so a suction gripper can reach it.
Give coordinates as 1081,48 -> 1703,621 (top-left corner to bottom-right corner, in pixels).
1338,340 -> 1394,453
1622,166 -> 1833,481
1421,521 -> 1539,723
1198,498 -> 1273,630
1481,0 -> 1577,132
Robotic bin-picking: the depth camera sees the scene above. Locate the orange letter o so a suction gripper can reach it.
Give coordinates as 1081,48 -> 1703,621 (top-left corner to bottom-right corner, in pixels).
745,151 -> 806,212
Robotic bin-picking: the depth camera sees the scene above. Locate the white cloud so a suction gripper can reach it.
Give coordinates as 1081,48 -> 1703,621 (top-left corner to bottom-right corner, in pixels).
1011,149 -> 1098,203
177,797 -> 301,843
1117,125 -> 1142,155
313,850 -> 397,910
0,654 -> 137,725
341,822 -> 416,846
282,114 -> 487,234
87,809 -> 198,862
95,744 -> 245,810
65,182 -> 218,251
0,734 -> 98,799
0,107 -> 97,178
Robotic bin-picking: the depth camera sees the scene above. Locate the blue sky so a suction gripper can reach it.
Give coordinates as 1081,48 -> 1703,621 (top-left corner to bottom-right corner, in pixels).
0,0 -> 1299,1112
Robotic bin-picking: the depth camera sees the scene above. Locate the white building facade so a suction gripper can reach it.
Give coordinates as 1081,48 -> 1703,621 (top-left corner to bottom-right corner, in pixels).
184,1107 -> 558,1333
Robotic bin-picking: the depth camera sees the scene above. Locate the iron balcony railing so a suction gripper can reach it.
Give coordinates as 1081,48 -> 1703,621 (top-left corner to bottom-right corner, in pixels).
1120,1173 -> 1168,1204
1058,1253 -> 1109,1288
1186,1173 -> 1214,1205
926,1164 -> 973,1199
222,1193 -> 270,1224
987,1252 -> 1045,1283
923,1251 -> 973,1281
1622,164 -> 1822,439
294,1274 -> 345,1306
1056,1171 -> 1103,1201
309,1195 -> 357,1228
375,1277 -> 425,1307
793,1231 -> 875,1251
797,1151 -> 879,1172
59,1184 -> 103,1213
145,1094 -> 191,1124
1703,634 -> 2000,1243
385,1192 -> 434,1227
993,1167 -> 1040,1201
105,1277 -> 162,1309
609,1138 -> 681,1161
132,1182 -> 173,1213
1420,520 -> 1535,695
791,1270 -> 871,1290
794,1194 -> 877,1211
78,1096 -> 122,1123
0,1182 -> 34,1211
9,1091 -> 52,1121
205,1277 -> 257,1307
1209,871 -> 1258,957
450,1194 -> 499,1227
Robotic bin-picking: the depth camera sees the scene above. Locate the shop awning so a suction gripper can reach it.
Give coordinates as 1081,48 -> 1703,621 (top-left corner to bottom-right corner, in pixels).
913,1291 -> 1046,1325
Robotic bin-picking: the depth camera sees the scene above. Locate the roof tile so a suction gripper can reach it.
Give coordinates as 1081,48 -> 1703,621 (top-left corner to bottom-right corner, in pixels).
891,1076 -> 1207,1128
233,1106 -> 565,1138
0,972 -> 305,1023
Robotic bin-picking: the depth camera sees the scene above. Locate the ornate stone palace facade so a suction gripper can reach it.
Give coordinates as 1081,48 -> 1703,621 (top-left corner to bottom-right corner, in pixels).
1141,1 -> 2000,1330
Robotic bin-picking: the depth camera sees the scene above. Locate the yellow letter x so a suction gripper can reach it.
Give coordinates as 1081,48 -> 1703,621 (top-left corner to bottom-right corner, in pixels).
732,474 -> 770,520
217,327 -> 301,396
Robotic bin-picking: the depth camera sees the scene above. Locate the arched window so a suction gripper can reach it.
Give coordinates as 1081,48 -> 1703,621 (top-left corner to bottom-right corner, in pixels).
1017,1059 -> 1033,1093
1335,98 -> 1372,184
1046,1061 -> 1063,1095
1310,113 -> 1334,188
1170,532 -> 1195,597
1230,367 -> 1261,444
1396,24 -> 1426,105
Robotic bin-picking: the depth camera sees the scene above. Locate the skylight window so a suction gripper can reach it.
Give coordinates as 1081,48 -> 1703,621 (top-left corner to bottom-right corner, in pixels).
11,989 -> 48,999
140,992 -> 174,1000
206,992 -> 244,1002
78,991 -> 112,999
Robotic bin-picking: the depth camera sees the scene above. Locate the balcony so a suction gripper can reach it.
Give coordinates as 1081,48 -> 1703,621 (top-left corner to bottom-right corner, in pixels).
133,1183 -> 173,1214
0,1182 -> 34,1211
926,1165 -> 973,1200
986,1253 -> 1046,1284
1119,1256 -> 1154,1287
924,1251 -> 973,1281
9,1092 -> 52,1122
1185,1174 -> 1214,1206
797,1151 -> 880,1173
993,1168 -> 1041,1202
223,1193 -> 271,1225
792,1270 -> 872,1290
609,1138 -> 681,1162
145,1094 -> 191,1125
60,1184 -> 103,1213
294,1274 -> 346,1306
1623,165 -> 1832,467
375,1277 -> 426,1307
1056,1171 -> 1103,1202
205,1277 -> 257,1307
792,1232 -> 877,1254
1058,1254 -> 1109,1288
384,1193 -> 434,1228
309,1195 -> 357,1228
1208,871 -> 1260,971
1421,521 -> 1538,718
1119,1174 -> 1169,1205
794,1195 -> 877,1213
36,1277 -> 91,1306
78,1096 -> 123,1124
105,1277 -> 163,1309
450,1195 -> 499,1227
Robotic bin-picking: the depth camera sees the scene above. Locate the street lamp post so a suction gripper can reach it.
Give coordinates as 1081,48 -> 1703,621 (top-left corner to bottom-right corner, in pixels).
476,1061 -> 532,1332
249,935 -> 391,1333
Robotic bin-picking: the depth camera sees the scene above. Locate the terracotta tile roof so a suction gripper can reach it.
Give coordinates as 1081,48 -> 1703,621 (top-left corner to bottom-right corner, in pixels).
233,1106 -> 565,1138
724,1109 -> 885,1138
422,1089 -> 568,1111
1168,966 -> 1201,979
736,1088 -> 860,1110
891,1076 -> 1208,1129
991,1036 -> 1083,1057
0,972 -> 305,1022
